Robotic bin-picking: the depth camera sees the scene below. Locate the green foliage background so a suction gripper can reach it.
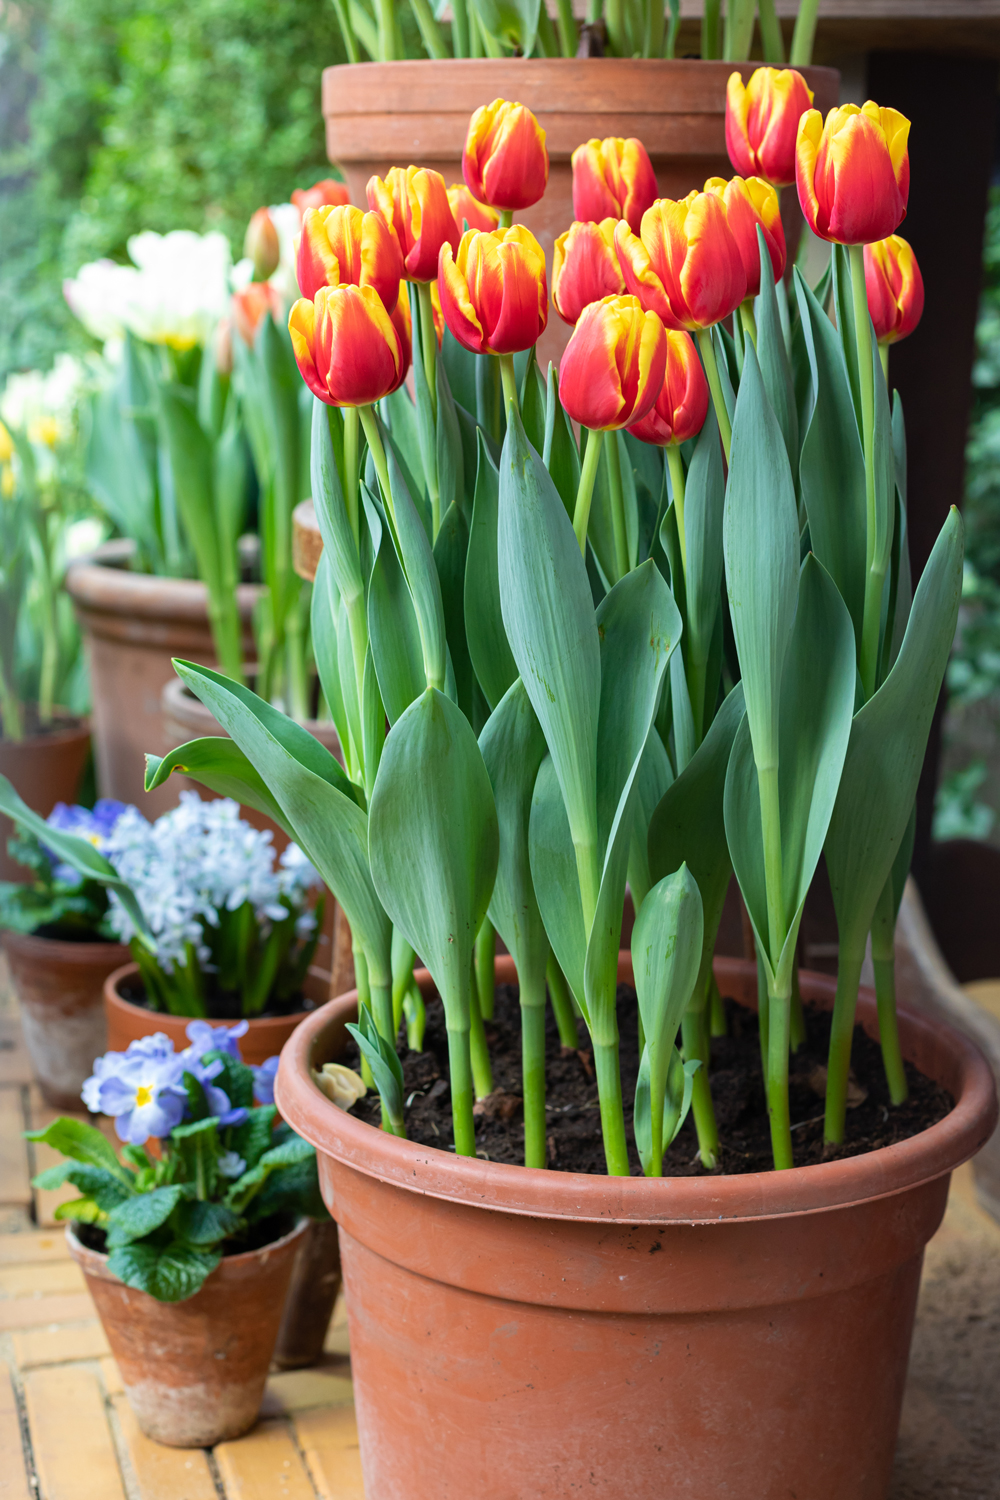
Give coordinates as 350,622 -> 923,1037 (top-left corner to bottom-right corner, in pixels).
0,0 -> 346,379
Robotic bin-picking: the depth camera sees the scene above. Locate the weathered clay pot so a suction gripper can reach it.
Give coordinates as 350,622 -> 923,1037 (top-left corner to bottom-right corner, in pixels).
276,953 -> 998,1500
0,929 -> 131,1108
64,541 -> 259,816
322,59 -> 839,370
67,1217 -> 308,1446
0,715 -> 91,882
104,962 -> 332,1068
272,1216 -> 343,1370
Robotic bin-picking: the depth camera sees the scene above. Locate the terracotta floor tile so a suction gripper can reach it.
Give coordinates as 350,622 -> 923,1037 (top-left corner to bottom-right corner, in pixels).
23,1365 -> 126,1500
261,1364 -> 354,1416
214,1417 -> 315,1500
0,1087 -> 30,1207
0,1293 -> 94,1332
13,1320 -> 109,1368
0,1020 -> 33,1087
0,1231 -> 72,1264
0,1261 -> 86,1297
113,1396 -> 217,1500
294,1406 -> 365,1500
0,1364 -> 32,1500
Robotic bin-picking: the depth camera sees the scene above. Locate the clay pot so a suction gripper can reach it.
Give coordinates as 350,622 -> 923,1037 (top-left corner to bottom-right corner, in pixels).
272,1217 -> 343,1369
67,1217 -> 308,1446
276,953 -> 998,1500
64,541 -> 259,817
0,715 -> 91,882
0,930 -> 131,1108
104,963 -> 332,1069
322,58 -> 839,371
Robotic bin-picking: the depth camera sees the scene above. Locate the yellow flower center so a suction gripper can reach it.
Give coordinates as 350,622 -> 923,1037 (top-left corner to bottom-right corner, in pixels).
135,1085 -> 154,1107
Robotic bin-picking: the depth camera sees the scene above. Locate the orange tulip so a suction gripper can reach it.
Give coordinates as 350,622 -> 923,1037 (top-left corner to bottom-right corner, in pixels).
796,101 -> 910,245
571,137 -> 658,235
295,205 -> 403,312
558,295 -> 667,432
552,219 -> 625,326
231,282 -> 284,346
726,67 -> 814,188
437,225 -> 548,356
292,179 -> 351,216
704,175 -> 785,295
244,208 -> 280,282
864,234 -> 924,346
462,99 -> 549,213
615,192 -> 747,332
288,284 -> 404,407
447,183 -> 499,233
366,167 -> 459,284
628,328 -> 709,446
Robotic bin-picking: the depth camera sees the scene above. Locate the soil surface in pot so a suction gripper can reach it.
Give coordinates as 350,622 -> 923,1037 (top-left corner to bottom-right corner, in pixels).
116,972 -> 317,1023
73,1212 -> 296,1259
348,982 -> 953,1175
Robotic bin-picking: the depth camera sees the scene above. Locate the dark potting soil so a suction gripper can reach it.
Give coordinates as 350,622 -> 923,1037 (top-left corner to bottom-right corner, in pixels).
348,982 -> 953,1175
116,973 -> 315,1023
75,1212 -> 296,1258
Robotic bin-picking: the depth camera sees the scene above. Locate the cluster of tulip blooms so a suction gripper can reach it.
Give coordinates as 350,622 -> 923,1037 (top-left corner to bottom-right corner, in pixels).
162,67 -> 954,1178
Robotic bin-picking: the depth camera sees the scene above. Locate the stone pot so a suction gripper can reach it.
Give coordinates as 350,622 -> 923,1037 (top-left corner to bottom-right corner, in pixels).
67,1217 -> 308,1446
272,1216 -> 343,1370
275,953 -> 997,1500
0,929 -> 131,1108
0,715 -> 91,882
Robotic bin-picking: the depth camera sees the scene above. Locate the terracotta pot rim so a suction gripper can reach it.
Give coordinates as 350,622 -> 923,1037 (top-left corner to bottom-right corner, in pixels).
323,57 -> 840,80
275,954 -> 998,1227
161,673 -> 337,739
0,928 -> 131,965
66,1214 -> 311,1282
105,961 -> 314,1030
65,545 -> 260,624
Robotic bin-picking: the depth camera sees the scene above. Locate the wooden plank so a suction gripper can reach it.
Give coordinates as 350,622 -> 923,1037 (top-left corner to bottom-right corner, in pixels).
0,1087 -> 30,1208
0,1231 -> 71,1265
0,1364 -> 32,1500
0,1261 -> 86,1298
214,1418 -> 315,1500
112,1397 -> 216,1500
261,1366 -> 354,1417
23,1366 -> 126,1500
13,1321 -> 109,1369
0,1019 -> 33,1087
0,1293 -> 94,1332
295,1407 -> 366,1500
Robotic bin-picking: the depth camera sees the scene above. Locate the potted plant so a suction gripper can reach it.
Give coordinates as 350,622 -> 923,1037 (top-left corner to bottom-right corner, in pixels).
150,86 -> 997,1496
29,1024 -> 357,1444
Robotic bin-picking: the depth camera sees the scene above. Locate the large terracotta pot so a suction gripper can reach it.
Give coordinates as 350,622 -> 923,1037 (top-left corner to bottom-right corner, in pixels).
64,541 -> 259,816
105,962 -> 332,1068
67,1217 -> 308,1446
0,715 -> 91,882
322,58 -> 840,370
0,929 -> 131,1108
276,953 -> 998,1500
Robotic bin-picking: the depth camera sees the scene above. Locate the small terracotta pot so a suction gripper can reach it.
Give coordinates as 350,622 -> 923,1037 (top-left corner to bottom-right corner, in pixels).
64,541 -> 259,816
276,954 -> 998,1500
104,963 -> 332,1068
0,929 -> 131,1108
272,1217 -> 343,1370
0,714 -> 91,882
67,1217 -> 308,1446
322,58 -> 839,372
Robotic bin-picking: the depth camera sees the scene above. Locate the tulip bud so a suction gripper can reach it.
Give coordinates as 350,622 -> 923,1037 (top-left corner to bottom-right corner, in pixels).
367,167 -> 460,283
704,175 -> 785,296
796,100 -> 910,245
559,295 -> 667,433
864,234 -> 924,346
213,317 -> 234,377
288,283 -> 405,407
291,179 -> 352,216
447,183 -> 499,233
552,219 -> 625,326
463,99 -> 549,213
627,328 -> 709,447
726,67 -> 814,188
437,225 -> 548,356
296,205 -> 403,312
571,137 -> 658,235
615,192 -> 747,332
231,282 -> 284,346
244,207 -> 281,282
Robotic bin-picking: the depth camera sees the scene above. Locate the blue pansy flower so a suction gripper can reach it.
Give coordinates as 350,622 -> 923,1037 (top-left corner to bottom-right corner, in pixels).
183,1019 -> 249,1063
251,1056 -> 280,1106
82,1044 -> 188,1144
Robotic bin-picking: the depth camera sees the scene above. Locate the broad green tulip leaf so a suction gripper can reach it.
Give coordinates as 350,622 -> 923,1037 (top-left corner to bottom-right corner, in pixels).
830,244 -> 862,430
382,426 -> 447,692
892,389 -> 908,510
336,582 -> 364,769
436,356 -> 465,524
627,729 -> 674,912
310,552 -> 358,785
476,354 -> 502,446
472,0 -> 541,57
679,404 -> 725,741
542,363 -> 580,520
440,326 -> 478,421
521,347 -> 547,456
464,434 -> 518,711
712,324 -> 738,424
368,687 -> 498,1029
871,331 -> 896,585
880,490 -> 912,683
616,431 -> 640,571
529,756 -> 587,1017
433,501 -> 475,723
891,802 -> 917,919
362,644 -> 385,794
347,1009 -> 405,1135
756,226 -> 798,490
362,486 -> 425,724
144,738 -> 293,838
623,429 -> 664,521
382,420 -> 431,540
454,402 -> 482,512
408,284 -> 437,519
383,386 -> 426,504
586,428 -> 617,588
310,399 -> 364,604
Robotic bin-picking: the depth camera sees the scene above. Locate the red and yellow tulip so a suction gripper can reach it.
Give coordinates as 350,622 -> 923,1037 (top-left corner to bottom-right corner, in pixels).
703,175 -> 786,295
462,99 -> 549,213
231,282 -> 284,346
614,192 -> 747,332
447,183 -> 499,234
628,328 -> 709,447
366,167 -> 460,283
296,205 -> 403,312
796,101 -> 910,245
551,219 -> 625,326
291,179 -> 351,216
864,233 -> 924,346
244,208 -> 280,282
288,283 -> 405,407
558,295 -> 667,432
726,68 -> 814,188
571,136 -> 658,235
437,225 -> 548,356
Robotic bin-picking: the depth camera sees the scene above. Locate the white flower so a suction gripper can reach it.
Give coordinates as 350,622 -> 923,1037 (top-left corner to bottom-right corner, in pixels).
217,1151 -> 247,1179
0,354 -> 97,448
64,231 -> 232,351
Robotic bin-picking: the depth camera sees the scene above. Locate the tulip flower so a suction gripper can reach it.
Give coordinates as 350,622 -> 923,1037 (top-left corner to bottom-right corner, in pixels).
244,208 -> 280,282
291,179 -> 351,216
552,219 -> 625,326
559,295 -> 667,578
865,234 -> 924,357
795,101 -> 910,247
628,328 -> 709,579
447,183 -> 499,234
571,137 -> 658,235
462,99 -> 549,218
388,293 -> 413,390
438,224 -> 548,360
366,166 -> 459,284
704,175 -> 785,299
288,283 -> 405,408
295,205 -> 403,312
726,67 -> 814,188
231,281 -> 284,346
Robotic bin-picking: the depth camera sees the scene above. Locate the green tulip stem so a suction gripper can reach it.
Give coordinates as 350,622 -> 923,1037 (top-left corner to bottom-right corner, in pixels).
468,957 -> 494,1099
0,655 -> 23,742
573,428 -> 604,555
850,243 -> 882,701
758,761 -> 786,964
665,444 -> 687,577
520,971 -> 548,1168
681,1003 -> 720,1168
555,0 -> 578,57
447,1026 -> 477,1155
546,952 -> 580,1048
498,208 -> 513,230
416,281 -> 439,425
498,352 -> 520,418
739,298 -> 758,351
824,943 -> 865,1143
872,880 -> 909,1105
605,430 -> 630,582
766,978 -> 794,1169
790,960 -> 806,1052
371,978 -> 395,1049
353,948 -> 375,1090
392,945 -> 415,1033
789,0 -> 819,66
343,404 -> 360,550
696,327 -> 732,464
474,916 -> 496,1020
879,343 -> 890,382
594,1040 -> 631,1176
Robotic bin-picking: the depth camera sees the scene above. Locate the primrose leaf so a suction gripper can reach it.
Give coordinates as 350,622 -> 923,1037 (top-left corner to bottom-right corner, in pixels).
105,1184 -> 185,1247
25,1119 -> 132,1184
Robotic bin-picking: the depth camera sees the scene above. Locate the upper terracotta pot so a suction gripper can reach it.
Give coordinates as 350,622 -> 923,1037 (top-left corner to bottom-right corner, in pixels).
0,714 -> 91,882
322,59 -> 839,370
276,953 -> 997,1500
